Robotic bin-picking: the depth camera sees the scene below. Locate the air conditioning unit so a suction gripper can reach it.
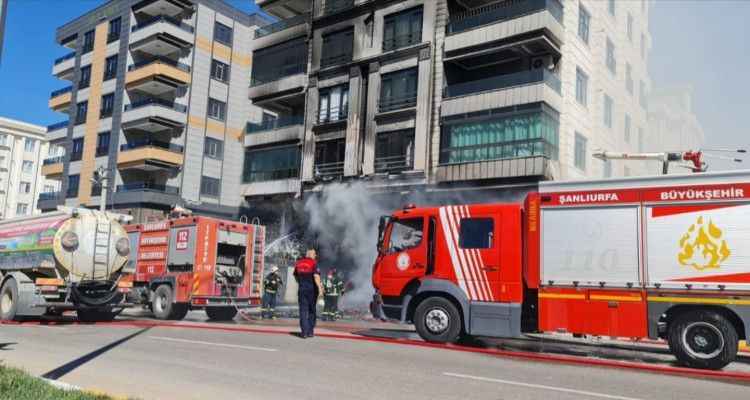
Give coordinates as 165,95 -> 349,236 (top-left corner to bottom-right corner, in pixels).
531,55 -> 555,70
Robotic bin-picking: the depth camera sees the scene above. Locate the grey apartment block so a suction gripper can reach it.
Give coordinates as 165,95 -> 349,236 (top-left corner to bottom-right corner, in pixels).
44,0 -> 268,222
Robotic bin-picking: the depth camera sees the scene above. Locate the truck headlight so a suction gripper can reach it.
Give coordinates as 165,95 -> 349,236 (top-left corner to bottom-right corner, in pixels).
61,231 -> 79,251
115,237 -> 130,256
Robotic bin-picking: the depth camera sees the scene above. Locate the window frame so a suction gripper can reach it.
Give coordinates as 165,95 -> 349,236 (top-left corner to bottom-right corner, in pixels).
575,67 -> 589,106
200,176 -> 221,197
96,131 -> 111,157
23,138 -> 35,153
379,68 -> 418,112
108,17 -> 121,43
21,160 -> 33,173
243,145 -> 301,183
603,94 -> 613,128
210,59 -> 230,82
204,137 -> 224,160
624,114 -> 631,143
70,138 -> 84,161
207,98 -> 227,121
19,181 -> 31,194
16,203 -> 28,215
318,84 -> 349,124
100,93 -> 115,119
578,4 -> 590,45
104,55 -> 118,81
82,30 -> 95,53
66,174 -> 80,198
214,22 -> 233,46
79,65 -> 91,89
75,101 -> 88,125
574,132 -> 587,171
383,6 -> 424,52
459,218 -> 495,249
321,27 -> 354,68
606,38 -> 616,74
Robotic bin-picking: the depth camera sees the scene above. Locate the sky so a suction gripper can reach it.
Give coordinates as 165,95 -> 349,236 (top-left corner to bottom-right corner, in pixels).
0,0 -> 748,170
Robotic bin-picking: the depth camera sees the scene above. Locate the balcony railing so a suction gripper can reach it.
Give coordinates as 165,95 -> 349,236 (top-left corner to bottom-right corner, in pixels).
323,0 -> 355,15
383,32 -> 422,52
54,52 -> 76,65
124,98 -> 187,113
50,86 -> 73,98
128,56 -> 191,72
379,93 -> 417,113
440,137 -> 557,165
116,182 -> 179,194
131,15 -> 194,34
47,120 -> 69,131
244,168 -> 299,183
107,32 -> 120,43
315,161 -> 344,178
39,192 -> 62,201
119,139 -> 184,153
444,69 -> 561,98
375,155 -> 412,174
43,156 -> 65,165
251,63 -> 307,86
318,106 -> 348,124
254,13 -> 308,39
246,115 -> 304,134
447,0 -> 563,34
321,52 -> 353,68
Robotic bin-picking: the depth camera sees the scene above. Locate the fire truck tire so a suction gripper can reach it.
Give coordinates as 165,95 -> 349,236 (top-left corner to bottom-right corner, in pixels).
205,307 -> 237,321
667,309 -> 738,370
152,285 -> 187,320
0,278 -> 19,321
414,297 -> 462,343
77,309 -> 117,322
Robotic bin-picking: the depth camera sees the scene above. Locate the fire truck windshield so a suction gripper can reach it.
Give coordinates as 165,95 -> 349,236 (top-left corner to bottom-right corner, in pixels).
387,218 -> 424,253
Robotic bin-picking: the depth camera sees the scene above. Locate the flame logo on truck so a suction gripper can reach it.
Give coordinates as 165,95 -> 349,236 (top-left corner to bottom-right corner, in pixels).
677,216 -> 731,271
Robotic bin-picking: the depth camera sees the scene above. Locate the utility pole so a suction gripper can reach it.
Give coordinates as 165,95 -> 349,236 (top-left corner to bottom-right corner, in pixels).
92,166 -> 108,212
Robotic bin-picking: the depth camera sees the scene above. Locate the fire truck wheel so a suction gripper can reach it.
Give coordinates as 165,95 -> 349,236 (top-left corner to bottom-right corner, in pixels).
205,307 -> 237,321
153,285 -> 180,320
668,309 -> 739,370
414,297 -> 462,343
0,278 -> 19,321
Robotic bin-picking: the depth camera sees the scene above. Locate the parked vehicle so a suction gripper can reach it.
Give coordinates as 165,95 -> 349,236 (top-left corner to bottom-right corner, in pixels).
371,170 -> 750,369
0,207 -> 133,322
125,216 -> 265,321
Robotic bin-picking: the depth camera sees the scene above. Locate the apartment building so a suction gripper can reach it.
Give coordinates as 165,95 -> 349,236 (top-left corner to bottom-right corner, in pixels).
243,0 -> 653,212
0,117 -> 58,219
41,0 -> 266,222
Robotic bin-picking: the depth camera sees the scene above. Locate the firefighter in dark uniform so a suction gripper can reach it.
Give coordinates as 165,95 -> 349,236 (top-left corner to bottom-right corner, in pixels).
261,266 -> 283,319
294,249 -> 323,338
322,269 -> 345,321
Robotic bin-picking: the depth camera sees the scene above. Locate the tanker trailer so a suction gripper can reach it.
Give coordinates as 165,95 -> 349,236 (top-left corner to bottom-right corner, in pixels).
0,207 -> 132,322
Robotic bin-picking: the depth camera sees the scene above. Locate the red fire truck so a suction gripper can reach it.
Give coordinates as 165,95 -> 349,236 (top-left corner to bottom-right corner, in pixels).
371,171 -> 750,369
125,216 -> 265,321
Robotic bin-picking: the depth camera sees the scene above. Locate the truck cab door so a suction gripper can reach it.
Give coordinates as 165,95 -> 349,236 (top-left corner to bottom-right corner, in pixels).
379,217 -> 428,296
456,212 -> 502,301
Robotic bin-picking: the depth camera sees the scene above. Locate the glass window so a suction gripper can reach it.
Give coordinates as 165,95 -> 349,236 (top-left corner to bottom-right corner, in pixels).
383,6 -> 423,51
0,135 -> 7,146
380,68 -> 418,112
574,132 -> 587,170
24,138 -> 35,152
604,94 -> 613,128
43,184 -> 55,193
204,137 -> 224,159
75,101 -> 88,125
243,145 -> 300,182
251,37 -> 307,86
16,203 -> 28,215
71,138 -> 84,161
100,93 -> 115,118
321,28 -> 354,68
79,65 -> 91,89
22,160 -> 33,173
375,129 -> 414,173
388,218 -> 423,253
576,67 -> 588,106
459,218 -> 494,249
214,22 -> 233,46
211,59 -> 230,82
624,114 -> 631,143
606,38 -> 616,74
67,174 -> 80,198
318,85 -> 349,123
96,131 -> 110,156
108,17 -> 121,43
19,181 -> 31,194
578,4 -> 590,44
200,176 -> 221,197
314,139 -> 346,178
626,63 -> 633,94
82,30 -> 95,53
104,55 -> 118,80
608,0 -> 616,16
627,13 -> 634,41
439,105 -> 560,164
208,98 -> 226,121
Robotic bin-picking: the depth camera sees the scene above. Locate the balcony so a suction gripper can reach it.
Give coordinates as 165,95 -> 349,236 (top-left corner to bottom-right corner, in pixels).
42,157 -> 65,180
39,192 -> 62,201
316,106 -> 348,125
121,98 -> 187,132
314,161 -> 344,179
49,86 -> 73,112
445,0 -> 564,54
374,155 -> 412,174
254,13 -> 309,46
47,120 -> 69,141
256,0 -> 310,19
52,51 -> 76,80
117,139 -> 184,171
126,57 -> 191,95
132,0 -> 193,18
130,15 -> 194,57
38,192 -> 64,211
245,115 -> 305,147
441,69 -> 561,117
248,63 -> 307,101
116,182 -> 179,194
379,93 -> 417,114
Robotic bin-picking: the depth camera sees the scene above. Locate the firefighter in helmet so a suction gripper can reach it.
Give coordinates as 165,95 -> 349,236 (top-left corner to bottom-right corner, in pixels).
322,269 -> 345,321
262,266 -> 283,319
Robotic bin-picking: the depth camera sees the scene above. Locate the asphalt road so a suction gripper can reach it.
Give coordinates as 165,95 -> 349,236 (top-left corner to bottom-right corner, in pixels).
1,318 -> 749,400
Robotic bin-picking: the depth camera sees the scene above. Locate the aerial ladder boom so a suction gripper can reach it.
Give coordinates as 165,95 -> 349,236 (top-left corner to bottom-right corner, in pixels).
593,149 -> 745,175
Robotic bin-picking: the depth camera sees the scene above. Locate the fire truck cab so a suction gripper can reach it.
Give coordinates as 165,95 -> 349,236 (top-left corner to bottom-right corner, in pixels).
372,170 -> 750,369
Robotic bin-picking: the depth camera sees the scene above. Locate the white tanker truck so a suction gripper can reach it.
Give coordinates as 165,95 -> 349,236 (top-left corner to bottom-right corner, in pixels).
0,207 -> 132,322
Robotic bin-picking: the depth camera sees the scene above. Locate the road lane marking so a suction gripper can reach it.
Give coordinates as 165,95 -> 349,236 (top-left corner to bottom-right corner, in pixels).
149,336 -> 278,352
443,372 -> 644,400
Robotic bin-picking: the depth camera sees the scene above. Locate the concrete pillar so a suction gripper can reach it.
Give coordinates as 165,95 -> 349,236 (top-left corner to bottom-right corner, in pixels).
362,61 -> 381,175
301,76 -> 319,182
413,47 -> 433,173
344,66 -> 363,177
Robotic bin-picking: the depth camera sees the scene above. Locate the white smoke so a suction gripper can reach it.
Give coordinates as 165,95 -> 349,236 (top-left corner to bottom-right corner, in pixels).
303,182 -> 386,309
